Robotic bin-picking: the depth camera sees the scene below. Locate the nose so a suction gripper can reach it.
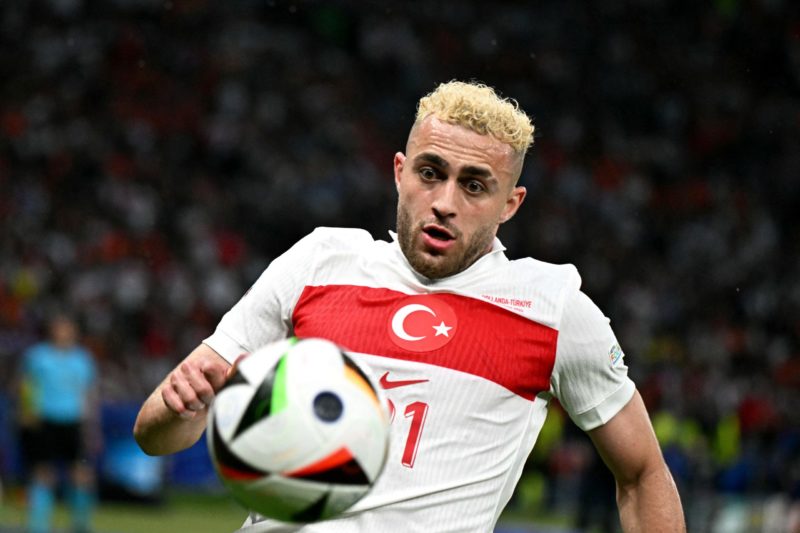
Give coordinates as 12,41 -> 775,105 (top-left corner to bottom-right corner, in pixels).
430,179 -> 458,220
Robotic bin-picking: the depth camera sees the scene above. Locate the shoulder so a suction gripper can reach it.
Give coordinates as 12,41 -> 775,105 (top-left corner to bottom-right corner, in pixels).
22,343 -> 55,375
506,256 -> 582,299
23,342 -> 49,360
513,257 -> 580,283
467,255 -> 581,328
303,227 -> 377,249
248,227 -> 380,291
288,227 -> 382,265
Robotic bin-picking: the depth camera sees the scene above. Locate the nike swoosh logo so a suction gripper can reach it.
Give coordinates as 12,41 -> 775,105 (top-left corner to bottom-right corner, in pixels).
379,372 -> 429,390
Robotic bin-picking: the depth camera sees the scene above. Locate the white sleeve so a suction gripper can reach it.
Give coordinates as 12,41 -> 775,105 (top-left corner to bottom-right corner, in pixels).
550,289 -> 635,431
203,230 -> 322,364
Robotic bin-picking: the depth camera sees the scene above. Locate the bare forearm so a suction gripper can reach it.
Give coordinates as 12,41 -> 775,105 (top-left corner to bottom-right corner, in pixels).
617,465 -> 685,533
134,344 -> 230,456
133,384 -> 208,456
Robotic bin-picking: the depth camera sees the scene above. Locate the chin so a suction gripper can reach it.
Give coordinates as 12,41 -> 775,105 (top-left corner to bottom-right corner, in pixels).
409,253 -> 457,280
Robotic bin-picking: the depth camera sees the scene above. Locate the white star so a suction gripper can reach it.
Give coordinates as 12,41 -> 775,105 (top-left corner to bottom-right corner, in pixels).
432,321 -> 453,337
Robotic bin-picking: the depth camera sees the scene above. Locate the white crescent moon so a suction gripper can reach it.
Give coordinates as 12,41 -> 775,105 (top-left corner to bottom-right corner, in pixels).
391,304 -> 436,342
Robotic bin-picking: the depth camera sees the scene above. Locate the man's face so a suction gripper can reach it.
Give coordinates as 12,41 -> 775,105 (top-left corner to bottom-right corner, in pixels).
394,116 -> 526,279
50,317 -> 77,348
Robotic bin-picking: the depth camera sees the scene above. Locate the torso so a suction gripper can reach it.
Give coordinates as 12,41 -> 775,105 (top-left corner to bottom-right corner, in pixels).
213,228 -> 581,532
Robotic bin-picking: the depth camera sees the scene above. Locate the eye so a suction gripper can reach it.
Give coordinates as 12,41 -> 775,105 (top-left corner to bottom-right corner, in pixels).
419,167 -> 437,180
462,179 -> 486,194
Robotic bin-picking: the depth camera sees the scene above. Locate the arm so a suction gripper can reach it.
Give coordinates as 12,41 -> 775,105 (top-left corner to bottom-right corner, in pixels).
133,343 -> 231,456
588,390 -> 685,532
133,229 -> 326,455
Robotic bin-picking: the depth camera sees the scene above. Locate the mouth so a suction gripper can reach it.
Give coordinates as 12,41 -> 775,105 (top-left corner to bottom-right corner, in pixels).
422,224 -> 455,242
420,223 -> 456,253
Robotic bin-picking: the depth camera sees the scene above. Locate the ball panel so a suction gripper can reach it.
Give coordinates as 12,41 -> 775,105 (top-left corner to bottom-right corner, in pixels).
230,475 -> 361,523
235,338 -> 294,381
232,362 -> 279,439
211,383 -> 256,440
321,484 -> 372,520
333,401 -> 389,483
291,491 -> 331,523
269,354 -> 290,415
228,476 -> 325,523
342,354 -> 379,396
285,446 -> 369,485
343,365 -> 380,411
209,418 -> 270,480
228,409 -> 325,473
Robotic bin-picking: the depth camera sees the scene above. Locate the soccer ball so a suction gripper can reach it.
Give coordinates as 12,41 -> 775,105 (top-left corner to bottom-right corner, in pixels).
207,337 -> 390,523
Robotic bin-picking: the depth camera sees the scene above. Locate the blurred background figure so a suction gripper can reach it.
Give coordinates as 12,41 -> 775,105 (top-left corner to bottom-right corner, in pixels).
17,313 -> 101,533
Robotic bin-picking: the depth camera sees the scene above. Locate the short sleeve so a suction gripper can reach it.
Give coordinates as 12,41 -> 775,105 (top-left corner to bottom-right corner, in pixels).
203,229 -> 323,363
550,289 -> 635,431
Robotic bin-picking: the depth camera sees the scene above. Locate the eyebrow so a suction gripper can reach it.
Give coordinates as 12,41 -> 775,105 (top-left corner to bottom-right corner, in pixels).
414,152 -> 495,180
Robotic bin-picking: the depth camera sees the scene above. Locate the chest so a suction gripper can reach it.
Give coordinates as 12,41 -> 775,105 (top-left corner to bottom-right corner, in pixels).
291,284 -> 558,400
32,352 -> 91,390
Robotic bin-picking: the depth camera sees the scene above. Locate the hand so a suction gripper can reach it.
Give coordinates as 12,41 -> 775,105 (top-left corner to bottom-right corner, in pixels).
161,354 -> 231,420
134,345 -> 240,455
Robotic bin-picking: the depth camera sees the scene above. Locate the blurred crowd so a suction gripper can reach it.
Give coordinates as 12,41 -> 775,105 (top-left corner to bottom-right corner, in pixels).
1,0 -> 799,530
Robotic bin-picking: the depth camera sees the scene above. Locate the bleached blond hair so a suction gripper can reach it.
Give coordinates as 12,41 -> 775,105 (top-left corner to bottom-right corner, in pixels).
415,81 -> 535,154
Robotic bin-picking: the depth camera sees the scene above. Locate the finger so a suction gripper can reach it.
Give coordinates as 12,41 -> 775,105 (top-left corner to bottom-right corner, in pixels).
201,360 -> 231,393
171,370 -> 205,412
182,361 -> 218,406
162,383 -> 197,420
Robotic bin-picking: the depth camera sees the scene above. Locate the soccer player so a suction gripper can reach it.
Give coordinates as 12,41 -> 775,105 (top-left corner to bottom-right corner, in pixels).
18,313 -> 100,533
134,81 -> 686,532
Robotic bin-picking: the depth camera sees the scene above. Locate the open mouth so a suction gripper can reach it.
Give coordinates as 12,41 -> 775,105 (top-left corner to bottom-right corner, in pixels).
423,225 -> 455,241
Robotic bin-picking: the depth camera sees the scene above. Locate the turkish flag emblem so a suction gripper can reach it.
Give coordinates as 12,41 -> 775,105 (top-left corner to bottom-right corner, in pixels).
387,295 -> 458,352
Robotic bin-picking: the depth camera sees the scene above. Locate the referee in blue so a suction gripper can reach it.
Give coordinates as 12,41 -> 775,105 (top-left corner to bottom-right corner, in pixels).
18,313 -> 100,533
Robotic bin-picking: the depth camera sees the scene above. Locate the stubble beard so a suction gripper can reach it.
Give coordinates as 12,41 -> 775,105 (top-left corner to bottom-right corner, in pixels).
396,203 -> 496,280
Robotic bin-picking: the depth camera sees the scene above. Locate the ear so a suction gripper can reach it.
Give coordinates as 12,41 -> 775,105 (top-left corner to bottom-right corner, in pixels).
393,152 -> 406,192
499,186 -> 526,224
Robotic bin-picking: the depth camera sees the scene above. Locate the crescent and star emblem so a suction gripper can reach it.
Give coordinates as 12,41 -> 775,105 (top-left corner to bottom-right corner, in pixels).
387,297 -> 457,352
391,304 -> 452,341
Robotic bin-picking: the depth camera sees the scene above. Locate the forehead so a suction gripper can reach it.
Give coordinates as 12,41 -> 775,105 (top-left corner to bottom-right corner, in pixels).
407,116 -> 518,178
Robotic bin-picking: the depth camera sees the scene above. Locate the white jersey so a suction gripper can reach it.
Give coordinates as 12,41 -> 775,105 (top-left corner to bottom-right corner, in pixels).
204,227 -> 635,533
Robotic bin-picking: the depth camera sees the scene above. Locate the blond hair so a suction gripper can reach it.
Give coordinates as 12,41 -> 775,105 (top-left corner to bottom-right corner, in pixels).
415,81 -> 535,154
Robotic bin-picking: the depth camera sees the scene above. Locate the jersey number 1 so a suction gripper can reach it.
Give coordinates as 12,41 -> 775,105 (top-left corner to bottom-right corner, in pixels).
387,399 -> 429,469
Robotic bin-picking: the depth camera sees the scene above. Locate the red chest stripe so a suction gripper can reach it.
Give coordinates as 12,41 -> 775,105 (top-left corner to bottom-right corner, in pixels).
291,285 -> 557,401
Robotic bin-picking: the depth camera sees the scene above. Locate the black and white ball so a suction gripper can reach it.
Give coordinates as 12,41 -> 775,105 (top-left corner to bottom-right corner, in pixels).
207,337 -> 390,523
